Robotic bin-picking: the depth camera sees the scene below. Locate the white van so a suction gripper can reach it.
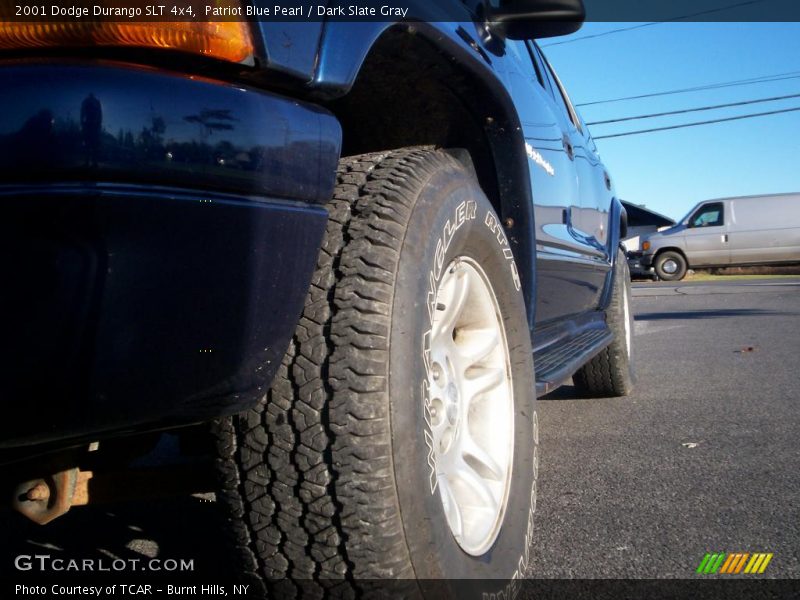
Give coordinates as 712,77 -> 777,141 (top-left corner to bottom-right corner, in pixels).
640,193 -> 800,280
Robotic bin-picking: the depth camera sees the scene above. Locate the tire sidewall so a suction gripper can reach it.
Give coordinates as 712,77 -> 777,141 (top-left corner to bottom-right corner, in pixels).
388,159 -> 537,587
617,249 -> 635,372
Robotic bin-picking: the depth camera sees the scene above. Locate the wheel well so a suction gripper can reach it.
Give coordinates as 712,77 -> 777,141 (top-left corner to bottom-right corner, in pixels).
325,27 -> 510,225
324,26 -> 538,316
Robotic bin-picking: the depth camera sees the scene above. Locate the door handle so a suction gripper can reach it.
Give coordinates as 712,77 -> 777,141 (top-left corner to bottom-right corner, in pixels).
722,234 -> 729,243
562,135 -> 574,160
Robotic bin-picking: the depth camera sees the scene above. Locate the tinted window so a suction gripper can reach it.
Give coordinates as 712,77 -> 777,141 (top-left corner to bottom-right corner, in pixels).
533,44 -> 582,132
523,41 -> 547,89
690,202 -> 725,227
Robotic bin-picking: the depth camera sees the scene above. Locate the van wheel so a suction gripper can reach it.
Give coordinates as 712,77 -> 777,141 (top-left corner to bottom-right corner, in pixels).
573,248 -> 635,397
212,148 -> 538,596
654,251 -> 687,281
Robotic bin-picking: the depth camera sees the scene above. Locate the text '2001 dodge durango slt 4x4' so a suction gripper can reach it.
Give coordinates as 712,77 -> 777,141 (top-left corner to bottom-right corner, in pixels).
0,0 -> 634,594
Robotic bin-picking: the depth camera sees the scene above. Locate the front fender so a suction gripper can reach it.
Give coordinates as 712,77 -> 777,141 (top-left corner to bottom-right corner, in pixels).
599,197 -> 627,310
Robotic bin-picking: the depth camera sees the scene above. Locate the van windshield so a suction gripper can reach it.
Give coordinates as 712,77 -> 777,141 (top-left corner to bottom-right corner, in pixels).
678,205 -> 698,224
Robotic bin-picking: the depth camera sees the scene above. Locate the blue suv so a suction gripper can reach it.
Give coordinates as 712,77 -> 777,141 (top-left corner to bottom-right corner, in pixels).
1,0 -> 633,592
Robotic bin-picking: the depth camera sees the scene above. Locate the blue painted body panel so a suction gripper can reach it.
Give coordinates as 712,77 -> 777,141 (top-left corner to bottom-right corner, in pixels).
186,5 -> 621,326
0,61 -> 338,455
0,61 -> 341,204
0,184 -> 328,455
0,7 -> 623,455
257,14 -> 619,324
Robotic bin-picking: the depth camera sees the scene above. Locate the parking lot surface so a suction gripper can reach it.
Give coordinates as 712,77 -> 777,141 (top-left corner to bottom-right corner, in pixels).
3,278 -> 799,582
532,278 -> 800,578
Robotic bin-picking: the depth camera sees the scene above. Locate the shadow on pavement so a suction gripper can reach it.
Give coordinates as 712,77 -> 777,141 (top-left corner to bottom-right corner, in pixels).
539,384 -> 588,401
634,308 -> 796,321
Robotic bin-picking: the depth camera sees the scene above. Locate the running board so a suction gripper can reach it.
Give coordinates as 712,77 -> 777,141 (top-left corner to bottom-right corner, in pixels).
534,327 -> 614,396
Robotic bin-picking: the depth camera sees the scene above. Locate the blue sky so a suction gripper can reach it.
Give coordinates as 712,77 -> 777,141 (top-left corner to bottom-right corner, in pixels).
543,22 -> 800,220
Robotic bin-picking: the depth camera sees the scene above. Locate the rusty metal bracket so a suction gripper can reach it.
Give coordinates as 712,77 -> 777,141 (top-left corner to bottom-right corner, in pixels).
10,463 -> 213,525
11,468 -> 87,525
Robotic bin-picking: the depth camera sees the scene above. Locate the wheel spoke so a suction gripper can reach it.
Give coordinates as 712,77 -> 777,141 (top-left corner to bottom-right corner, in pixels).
463,366 -> 505,405
439,476 -> 463,539
433,268 -> 469,342
461,433 -> 504,481
453,327 -> 500,369
455,457 -> 498,513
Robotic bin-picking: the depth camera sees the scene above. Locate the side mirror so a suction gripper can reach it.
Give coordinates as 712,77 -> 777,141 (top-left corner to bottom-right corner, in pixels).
487,0 -> 586,40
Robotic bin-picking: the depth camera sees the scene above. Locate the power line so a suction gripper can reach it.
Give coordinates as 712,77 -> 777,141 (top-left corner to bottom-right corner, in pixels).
542,0 -> 768,48
576,71 -> 800,107
593,105 -> 800,139
586,91 -> 800,125
541,22 -> 660,48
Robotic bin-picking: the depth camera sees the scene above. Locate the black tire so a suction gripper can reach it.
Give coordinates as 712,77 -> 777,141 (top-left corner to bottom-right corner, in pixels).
654,250 -> 687,281
573,248 -> 635,397
212,148 -> 538,596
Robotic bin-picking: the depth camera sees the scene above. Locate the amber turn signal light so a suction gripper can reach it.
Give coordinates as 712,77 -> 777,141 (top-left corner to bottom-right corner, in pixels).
0,8 -> 254,63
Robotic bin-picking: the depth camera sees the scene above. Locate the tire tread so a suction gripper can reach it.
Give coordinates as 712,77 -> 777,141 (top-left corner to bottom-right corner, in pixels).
573,248 -> 634,397
212,148 -> 461,590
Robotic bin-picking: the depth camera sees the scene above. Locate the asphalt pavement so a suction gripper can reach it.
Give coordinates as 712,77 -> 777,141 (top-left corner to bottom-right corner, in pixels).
3,278 -> 799,584
531,277 -> 800,578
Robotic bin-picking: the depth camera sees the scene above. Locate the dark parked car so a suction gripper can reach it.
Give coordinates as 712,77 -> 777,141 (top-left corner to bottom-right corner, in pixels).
1,0 -> 633,593
627,250 -> 658,280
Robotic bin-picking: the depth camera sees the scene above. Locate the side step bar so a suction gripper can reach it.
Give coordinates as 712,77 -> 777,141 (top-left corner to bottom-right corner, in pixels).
534,327 -> 614,396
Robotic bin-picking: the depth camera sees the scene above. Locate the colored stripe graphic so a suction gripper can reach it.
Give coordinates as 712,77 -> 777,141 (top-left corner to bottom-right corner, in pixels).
706,553 -> 721,574
714,553 -> 727,573
704,553 -> 719,574
696,553 -> 712,574
695,552 -> 774,575
733,553 -> 750,574
720,554 -> 737,574
709,553 -> 726,574
731,553 -> 743,573
744,554 -> 760,574
758,554 -> 773,574
698,552 -> 773,574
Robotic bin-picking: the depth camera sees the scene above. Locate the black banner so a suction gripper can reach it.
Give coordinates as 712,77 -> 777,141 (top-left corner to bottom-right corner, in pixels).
2,0 -> 800,23
5,578 -> 800,599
